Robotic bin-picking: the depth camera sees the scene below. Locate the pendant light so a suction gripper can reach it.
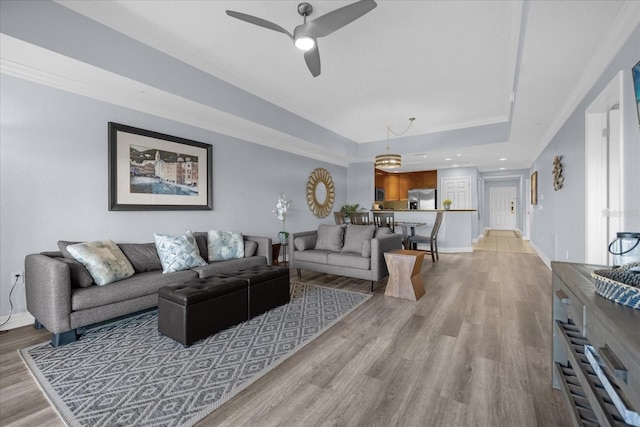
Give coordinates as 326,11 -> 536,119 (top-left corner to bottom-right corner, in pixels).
375,117 -> 415,169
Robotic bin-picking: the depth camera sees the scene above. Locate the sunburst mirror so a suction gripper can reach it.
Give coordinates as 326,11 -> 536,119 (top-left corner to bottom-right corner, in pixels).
307,167 -> 335,218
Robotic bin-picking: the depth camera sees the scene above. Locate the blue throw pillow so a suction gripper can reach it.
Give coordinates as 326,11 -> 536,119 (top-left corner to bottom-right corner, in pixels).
207,230 -> 244,261
154,231 -> 207,273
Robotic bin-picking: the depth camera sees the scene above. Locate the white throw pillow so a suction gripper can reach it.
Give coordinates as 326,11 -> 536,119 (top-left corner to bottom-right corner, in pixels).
66,240 -> 135,285
154,230 -> 207,273
207,230 -> 244,261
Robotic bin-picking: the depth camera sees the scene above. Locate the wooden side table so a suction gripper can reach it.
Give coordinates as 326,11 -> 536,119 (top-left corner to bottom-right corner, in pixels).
383,249 -> 425,301
271,243 -> 281,266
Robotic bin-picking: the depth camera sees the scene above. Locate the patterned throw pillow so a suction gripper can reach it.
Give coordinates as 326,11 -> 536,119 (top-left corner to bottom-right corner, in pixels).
207,230 -> 244,261
66,240 -> 135,286
154,231 -> 207,273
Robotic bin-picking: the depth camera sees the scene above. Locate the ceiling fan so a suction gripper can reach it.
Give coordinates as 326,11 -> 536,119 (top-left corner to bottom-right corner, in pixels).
226,0 -> 377,77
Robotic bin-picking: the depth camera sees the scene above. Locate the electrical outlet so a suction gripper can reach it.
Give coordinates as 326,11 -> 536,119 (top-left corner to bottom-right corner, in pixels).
11,271 -> 24,284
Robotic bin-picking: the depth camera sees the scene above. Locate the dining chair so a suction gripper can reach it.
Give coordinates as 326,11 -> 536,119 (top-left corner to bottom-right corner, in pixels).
350,212 -> 371,225
408,211 -> 443,262
373,212 -> 395,232
333,211 -> 346,225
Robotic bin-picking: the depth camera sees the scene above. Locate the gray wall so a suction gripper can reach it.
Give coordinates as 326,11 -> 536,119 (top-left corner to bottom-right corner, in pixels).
0,75 -> 347,321
529,25 -> 640,264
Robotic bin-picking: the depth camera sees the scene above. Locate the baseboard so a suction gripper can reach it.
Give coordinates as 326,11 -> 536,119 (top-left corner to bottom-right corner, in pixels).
440,247 -> 473,253
529,241 -> 551,269
0,311 -> 35,331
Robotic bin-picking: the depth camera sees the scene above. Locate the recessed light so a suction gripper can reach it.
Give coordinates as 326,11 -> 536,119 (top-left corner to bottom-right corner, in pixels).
445,158 -> 452,161
456,153 -> 462,157
499,157 -> 507,161
452,164 -> 459,167
499,167 -> 506,170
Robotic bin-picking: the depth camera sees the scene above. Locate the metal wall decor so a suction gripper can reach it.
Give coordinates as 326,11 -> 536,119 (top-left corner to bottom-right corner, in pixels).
553,155 -> 564,191
306,167 -> 335,218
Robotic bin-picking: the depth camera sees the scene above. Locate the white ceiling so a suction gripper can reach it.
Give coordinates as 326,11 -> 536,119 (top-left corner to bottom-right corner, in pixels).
44,1 -> 640,171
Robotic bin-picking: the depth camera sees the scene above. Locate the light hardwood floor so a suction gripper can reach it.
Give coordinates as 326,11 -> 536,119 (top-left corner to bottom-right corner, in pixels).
0,249 -> 569,426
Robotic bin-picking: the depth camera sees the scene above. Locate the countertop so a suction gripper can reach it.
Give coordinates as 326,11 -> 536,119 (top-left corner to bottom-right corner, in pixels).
371,209 -> 477,212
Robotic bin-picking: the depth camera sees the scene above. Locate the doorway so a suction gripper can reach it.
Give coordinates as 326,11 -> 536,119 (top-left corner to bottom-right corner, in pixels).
585,71 -> 623,265
490,187 -> 517,230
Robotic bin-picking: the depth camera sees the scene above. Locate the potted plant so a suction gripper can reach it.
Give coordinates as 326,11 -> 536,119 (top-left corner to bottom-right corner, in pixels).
273,193 -> 291,244
442,199 -> 452,210
340,204 -> 366,221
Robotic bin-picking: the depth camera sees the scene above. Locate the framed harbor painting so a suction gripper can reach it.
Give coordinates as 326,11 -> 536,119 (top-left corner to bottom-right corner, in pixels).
108,122 -> 213,211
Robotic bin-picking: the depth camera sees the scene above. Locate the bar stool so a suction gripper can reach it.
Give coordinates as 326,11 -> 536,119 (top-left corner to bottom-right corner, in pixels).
350,212 -> 371,225
408,211 -> 443,262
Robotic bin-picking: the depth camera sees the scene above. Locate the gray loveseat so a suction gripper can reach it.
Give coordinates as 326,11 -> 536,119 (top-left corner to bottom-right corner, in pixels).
290,224 -> 402,291
25,233 -> 271,346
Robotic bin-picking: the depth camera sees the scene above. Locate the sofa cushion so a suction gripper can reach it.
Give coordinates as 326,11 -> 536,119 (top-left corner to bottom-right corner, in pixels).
154,231 -> 207,273
244,240 -> 258,257
327,252 -> 371,270
342,224 -> 375,254
294,235 -> 317,251
57,257 -> 95,288
193,232 -> 209,260
207,230 -> 244,261
191,256 -> 267,278
71,269 -> 199,311
315,224 -> 345,252
57,240 -> 80,259
374,227 -> 392,237
66,240 -> 135,286
361,240 -> 372,258
294,250 -> 330,264
118,243 -> 162,273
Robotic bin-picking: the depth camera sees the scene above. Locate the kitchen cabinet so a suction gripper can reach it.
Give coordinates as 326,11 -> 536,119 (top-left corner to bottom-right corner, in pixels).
386,173 -> 410,200
375,169 -> 437,200
375,171 -> 386,190
409,171 -> 437,189
551,262 -> 639,426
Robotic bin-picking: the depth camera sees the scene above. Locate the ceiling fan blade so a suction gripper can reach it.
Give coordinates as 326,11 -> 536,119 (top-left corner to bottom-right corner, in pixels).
302,0 -> 377,38
226,10 -> 293,40
304,45 -> 321,77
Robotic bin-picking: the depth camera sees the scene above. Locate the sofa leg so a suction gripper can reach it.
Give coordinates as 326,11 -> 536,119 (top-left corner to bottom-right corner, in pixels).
371,281 -> 375,292
34,319 -> 44,329
51,330 -> 78,347
296,269 -> 302,280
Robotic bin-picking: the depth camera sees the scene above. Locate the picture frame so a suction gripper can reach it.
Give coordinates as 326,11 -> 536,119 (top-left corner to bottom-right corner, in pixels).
531,171 -> 538,205
108,122 -> 213,211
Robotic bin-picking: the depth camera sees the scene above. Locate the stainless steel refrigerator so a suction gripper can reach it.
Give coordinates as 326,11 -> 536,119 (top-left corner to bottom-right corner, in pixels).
408,188 -> 437,210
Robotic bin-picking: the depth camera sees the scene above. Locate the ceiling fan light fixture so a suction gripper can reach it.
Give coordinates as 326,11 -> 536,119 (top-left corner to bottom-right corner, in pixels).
294,35 -> 315,51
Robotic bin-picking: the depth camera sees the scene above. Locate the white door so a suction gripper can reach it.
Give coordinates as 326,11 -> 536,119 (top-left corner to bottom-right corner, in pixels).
441,177 -> 471,209
490,187 -> 516,230
585,72 -> 623,265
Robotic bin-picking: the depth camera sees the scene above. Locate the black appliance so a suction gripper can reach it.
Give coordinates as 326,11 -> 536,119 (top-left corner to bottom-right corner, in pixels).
375,187 -> 385,201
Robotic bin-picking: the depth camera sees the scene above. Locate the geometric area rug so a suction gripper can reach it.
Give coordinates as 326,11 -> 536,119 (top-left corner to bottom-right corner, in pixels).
19,283 -> 371,427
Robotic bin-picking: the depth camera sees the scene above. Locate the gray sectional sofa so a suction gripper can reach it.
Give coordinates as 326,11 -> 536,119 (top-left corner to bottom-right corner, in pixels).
289,224 -> 403,291
25,233 -> 272,346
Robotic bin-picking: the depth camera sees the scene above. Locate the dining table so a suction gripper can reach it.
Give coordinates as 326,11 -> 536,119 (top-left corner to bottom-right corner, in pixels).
394,221 -> 427,249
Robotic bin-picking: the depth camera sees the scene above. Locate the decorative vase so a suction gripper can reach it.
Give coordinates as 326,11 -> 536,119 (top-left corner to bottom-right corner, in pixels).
278,231 -> 289,244
444,204 -> 451,211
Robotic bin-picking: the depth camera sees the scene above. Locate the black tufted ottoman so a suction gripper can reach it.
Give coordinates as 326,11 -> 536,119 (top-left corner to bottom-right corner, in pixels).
207,265 -> 290,318
230,265 -> 290,318
158,276 -> 248,346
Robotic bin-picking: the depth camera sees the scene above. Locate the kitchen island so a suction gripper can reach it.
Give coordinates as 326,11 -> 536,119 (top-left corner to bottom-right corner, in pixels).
373,209 -> 476,253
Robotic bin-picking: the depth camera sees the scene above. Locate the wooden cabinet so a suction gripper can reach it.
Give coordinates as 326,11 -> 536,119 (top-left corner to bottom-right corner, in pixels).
375,169 -> 437,200
385,173 -> 410,200
409,171 -> 437,189
375,171 -> 386,190
551,262 -> 640,426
